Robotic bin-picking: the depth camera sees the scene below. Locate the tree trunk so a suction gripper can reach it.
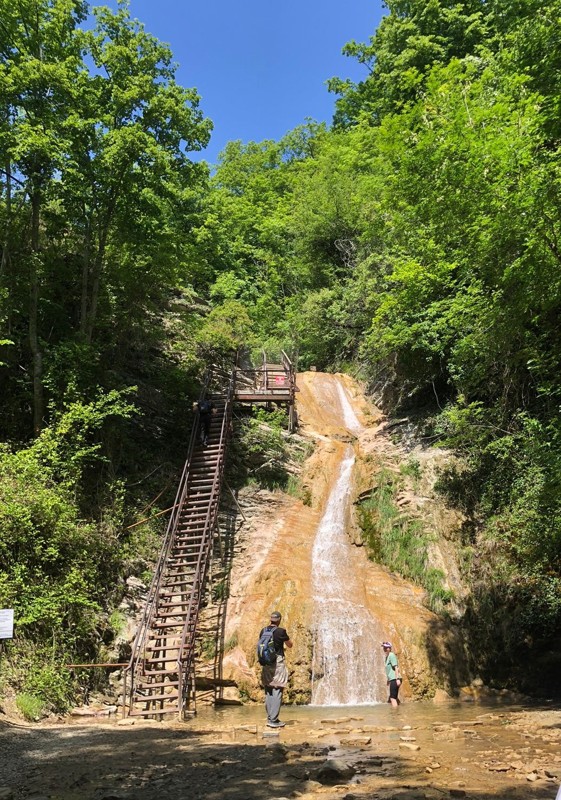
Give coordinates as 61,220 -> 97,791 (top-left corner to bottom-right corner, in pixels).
79,215 -> 91,337
29,188 -> 44,436
85,221 -> 110,344
0,158 -> 11,281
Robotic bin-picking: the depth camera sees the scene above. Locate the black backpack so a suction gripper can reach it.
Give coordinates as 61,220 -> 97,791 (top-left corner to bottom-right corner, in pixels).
199,400 -> 212,414
257,625 -> 277,666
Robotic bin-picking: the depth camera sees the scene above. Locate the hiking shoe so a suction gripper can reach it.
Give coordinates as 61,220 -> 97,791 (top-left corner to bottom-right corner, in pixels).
266,721 -> 285,728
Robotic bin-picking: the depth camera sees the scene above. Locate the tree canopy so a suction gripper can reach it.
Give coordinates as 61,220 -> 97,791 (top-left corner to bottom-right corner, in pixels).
2,0 -> 561,707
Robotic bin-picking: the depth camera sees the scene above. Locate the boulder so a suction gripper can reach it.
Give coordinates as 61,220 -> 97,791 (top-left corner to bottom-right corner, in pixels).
315,759 -> 356,784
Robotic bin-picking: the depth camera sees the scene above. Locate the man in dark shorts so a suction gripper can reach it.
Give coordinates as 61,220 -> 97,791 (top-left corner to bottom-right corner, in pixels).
260,611 -> 292,728
382,641 -> 402,707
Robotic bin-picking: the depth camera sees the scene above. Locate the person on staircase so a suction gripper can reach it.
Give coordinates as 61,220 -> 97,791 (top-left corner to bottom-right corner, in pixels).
382,641 -> 402,707
261,611 -> 292,728
196,398 -> 216,446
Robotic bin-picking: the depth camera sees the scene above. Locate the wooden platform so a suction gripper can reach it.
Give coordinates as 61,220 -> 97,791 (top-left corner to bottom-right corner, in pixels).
233,354 -> 297,407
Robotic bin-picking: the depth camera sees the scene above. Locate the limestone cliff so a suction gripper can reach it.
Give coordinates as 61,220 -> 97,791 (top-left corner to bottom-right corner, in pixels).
201,372 -> 473,705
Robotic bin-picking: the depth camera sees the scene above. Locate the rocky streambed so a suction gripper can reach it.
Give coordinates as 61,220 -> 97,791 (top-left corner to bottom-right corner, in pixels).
1,702 -> 560,799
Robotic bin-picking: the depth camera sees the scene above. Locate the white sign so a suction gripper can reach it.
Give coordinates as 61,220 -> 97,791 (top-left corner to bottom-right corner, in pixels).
0,609 -> 14,639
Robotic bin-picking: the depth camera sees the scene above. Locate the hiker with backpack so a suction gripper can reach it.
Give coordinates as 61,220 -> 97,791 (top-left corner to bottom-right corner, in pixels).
257,611 -> 292,728
195,398 -> 216,446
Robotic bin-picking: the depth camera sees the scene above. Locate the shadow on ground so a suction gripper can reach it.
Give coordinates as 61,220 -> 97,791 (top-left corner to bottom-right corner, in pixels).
1,720 -> 559,800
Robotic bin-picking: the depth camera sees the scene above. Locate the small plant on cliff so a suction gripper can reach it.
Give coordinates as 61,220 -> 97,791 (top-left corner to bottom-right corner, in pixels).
224,632 -> 238,651
200,634 -> 217,660
212,579 -> 228,602
400,457 -> 422,487
358,469 -> 453,612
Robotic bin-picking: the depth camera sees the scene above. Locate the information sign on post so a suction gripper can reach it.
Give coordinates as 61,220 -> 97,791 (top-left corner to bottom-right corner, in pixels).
0,609 -> 14,639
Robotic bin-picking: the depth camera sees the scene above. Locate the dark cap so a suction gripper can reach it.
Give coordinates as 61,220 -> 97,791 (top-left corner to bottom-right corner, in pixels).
270,611 -> 282,622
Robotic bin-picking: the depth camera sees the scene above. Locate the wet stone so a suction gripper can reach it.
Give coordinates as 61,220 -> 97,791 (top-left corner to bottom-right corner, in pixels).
339,736 -> 371,747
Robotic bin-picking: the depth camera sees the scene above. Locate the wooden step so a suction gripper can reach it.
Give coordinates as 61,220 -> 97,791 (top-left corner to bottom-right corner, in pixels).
141,664 -> 180,672
151,620 -> 193,630
137,678 -> 179,689
144,655 -> 183,664
132,692 -> 179,714
133,691 -> 180,703
162,572 -> 197,582
129,706 -> 180,716
152,610 -> 191,620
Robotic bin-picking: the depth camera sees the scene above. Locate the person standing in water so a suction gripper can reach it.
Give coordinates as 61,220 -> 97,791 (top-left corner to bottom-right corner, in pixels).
259,611 -> 292,728
382,641 -> 402,707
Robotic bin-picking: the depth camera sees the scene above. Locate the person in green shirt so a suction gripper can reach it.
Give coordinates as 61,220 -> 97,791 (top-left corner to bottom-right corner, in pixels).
382,641 -> 402,707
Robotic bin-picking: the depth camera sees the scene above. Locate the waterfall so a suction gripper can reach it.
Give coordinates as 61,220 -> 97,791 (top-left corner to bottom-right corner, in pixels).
310,446 -> 386,705
310,379 -> 386,705
335,381 -> 363,437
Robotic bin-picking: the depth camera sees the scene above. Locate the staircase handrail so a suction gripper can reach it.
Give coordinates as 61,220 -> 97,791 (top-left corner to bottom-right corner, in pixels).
123,373 -> 212,712
176,367 -> 236,717
281,350 -> 296,403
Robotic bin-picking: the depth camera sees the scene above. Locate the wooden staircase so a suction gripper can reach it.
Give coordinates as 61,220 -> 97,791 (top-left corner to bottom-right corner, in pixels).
122,372 -> 235,719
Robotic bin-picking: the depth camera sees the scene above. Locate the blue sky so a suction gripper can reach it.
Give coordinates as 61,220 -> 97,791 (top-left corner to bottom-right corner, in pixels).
117,0 -> 385,165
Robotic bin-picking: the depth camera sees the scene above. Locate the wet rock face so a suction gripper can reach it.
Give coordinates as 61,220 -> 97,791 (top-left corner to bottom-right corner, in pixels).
212,372 -> 470,704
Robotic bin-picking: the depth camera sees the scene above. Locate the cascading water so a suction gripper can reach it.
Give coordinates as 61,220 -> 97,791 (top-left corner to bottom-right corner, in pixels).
310,382 -> 386,705
335,381 -> 363,437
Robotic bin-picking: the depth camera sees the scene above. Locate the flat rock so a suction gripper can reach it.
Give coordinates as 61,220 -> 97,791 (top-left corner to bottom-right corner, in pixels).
399,743 -> 421,751
70,707 -> 99,717
433,727 -> 464,741
339,736 -> 371,747
360,724 -> 399,734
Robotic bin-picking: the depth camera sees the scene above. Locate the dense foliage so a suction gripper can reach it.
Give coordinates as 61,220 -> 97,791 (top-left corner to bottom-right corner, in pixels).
199,0 -> 561,689
2,0 -> 561,707
0,0 -> 212,711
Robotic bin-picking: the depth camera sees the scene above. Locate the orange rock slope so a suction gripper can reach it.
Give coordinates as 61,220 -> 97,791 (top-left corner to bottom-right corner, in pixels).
220,372 -> 467,704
